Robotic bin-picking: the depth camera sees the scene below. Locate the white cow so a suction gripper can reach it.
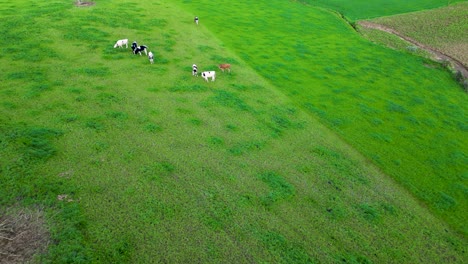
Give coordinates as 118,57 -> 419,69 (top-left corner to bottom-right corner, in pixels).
114,39 -> 128,48
148,51 -> 154,64
201,71 -> 215,82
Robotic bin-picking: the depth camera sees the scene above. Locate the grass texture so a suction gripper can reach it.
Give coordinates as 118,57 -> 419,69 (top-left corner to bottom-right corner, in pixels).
369,2 -> 468,67
0,0 -> 466,263
177,0 -> 467,236
300,0 -> 467,20
357,26 -> 434,60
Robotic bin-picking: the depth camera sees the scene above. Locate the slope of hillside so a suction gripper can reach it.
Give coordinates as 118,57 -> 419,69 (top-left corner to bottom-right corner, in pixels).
176,0 -> 467,235
300,0 -> 467,20
368,2 -> 468,68
0,0 -> 466,263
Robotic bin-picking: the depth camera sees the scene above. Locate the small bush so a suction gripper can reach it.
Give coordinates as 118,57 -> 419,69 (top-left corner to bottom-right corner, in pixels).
406,45 -> 418,52
258,172 -> 295,206
454,71 -> 468,92
435,192 -> 457,211
7,127 -> 63,161
144,123 -> 162,133
358,203 -> 381,221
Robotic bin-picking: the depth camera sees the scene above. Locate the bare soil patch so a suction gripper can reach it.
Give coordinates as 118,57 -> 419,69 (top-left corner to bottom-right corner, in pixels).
0,207 -> 50,264
358,21 -> 468,82
74,1 -> 95,7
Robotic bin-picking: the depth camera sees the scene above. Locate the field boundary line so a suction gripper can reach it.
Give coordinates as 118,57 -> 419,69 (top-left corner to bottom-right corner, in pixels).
358,21 -> 468,82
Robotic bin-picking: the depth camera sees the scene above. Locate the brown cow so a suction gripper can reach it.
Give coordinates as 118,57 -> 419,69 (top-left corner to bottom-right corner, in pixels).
218,63 -> 231,73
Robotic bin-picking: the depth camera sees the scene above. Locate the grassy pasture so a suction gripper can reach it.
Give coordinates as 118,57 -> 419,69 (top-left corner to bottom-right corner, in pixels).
177,0 -> 467,236
357,26 -> 435,61
368,2 -> 468,67
0,0 -> 466,263
300,0 -> 467,20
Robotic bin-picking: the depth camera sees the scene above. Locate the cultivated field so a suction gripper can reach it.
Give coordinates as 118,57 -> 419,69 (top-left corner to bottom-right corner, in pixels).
368,2 -> 468,67
301,0 -> 467,20
0,0 -> 466,263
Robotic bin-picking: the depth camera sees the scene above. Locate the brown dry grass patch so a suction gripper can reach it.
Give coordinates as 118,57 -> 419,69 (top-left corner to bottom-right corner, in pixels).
74,1 -> 95,7
0,207 -> 50,264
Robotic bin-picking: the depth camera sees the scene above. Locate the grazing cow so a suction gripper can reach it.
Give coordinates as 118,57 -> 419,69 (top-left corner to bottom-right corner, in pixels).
192,64 -> 198,76
218,63 -> 231,73
194,16 -> 199,25
131,41 -> 138,52
134,45 -> 148,56
201,71 -> 215,82
148,51 -> 154,64
114,39 -> 128,48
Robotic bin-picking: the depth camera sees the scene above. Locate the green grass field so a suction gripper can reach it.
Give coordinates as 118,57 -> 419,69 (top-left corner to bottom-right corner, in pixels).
368,2 -> 468,67
301,0 -> 467,20
358,26 -> 434,59
0,0 -> 466,263
177,0 -> 467,234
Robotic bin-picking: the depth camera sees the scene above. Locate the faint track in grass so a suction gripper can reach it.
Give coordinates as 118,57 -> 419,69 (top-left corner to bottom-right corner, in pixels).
358,21 -> 468,81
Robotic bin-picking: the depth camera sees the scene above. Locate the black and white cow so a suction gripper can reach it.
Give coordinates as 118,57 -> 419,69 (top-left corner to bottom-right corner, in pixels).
148,51 -> 154,64
194,16 -> 199,25
131,41 -> 138,52
201,71 -> 215,82
192,64 -> 198,76
134,45 -> 148,56
114,39 -> 128,48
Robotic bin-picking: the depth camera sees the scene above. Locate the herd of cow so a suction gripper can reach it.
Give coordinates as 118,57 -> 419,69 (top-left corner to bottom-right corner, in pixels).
112,17 -> 230,82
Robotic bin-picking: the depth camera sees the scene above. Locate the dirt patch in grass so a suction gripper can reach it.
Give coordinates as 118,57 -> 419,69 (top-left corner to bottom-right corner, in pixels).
0,207 -> 50,264
74,1 -> 95,7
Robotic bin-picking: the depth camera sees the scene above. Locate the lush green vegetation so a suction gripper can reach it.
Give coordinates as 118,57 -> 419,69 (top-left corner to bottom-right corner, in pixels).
368,2 -> 468,67
358,27 -> 434,59
0,0 -> 466,263
177,0 -> 467,235
301,0 -> 467,20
